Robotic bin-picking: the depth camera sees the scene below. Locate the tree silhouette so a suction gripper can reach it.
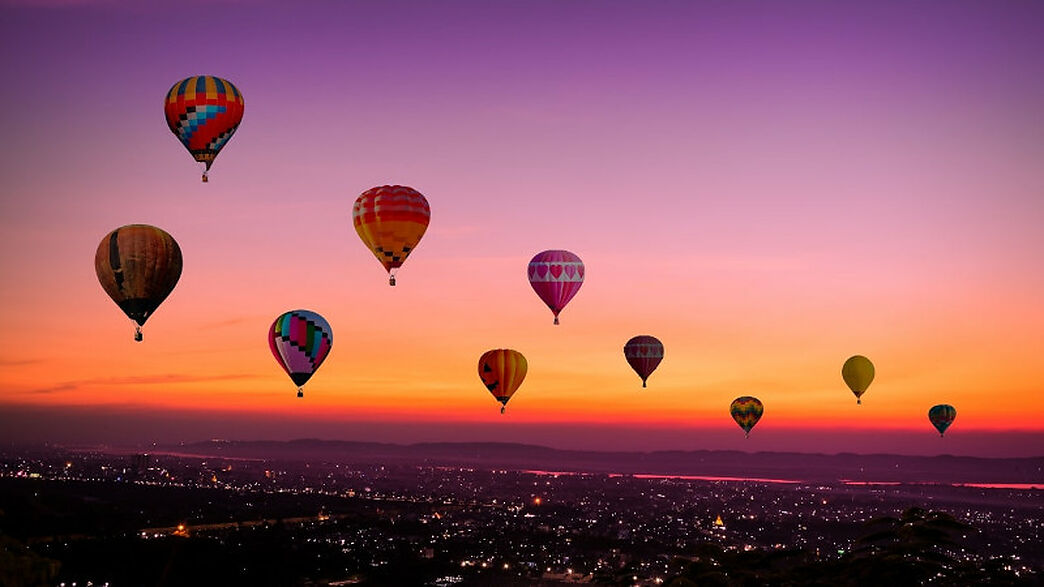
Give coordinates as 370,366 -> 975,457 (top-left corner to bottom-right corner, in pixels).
0,535 -> 61,587
844,507 -> 975,586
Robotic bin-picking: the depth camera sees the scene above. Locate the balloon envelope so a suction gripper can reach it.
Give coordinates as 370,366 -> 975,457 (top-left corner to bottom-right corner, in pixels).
842,355 -> 875,404
164,76 -> 244,181
730,396 -> 764,437
928,404 -> 957,436
624,335 -> 664,387
352,185 -> 430,285
528,250 -> 584,324
269,310 -> 333,397
95,224 -> 182,341
478,349 -> 528,413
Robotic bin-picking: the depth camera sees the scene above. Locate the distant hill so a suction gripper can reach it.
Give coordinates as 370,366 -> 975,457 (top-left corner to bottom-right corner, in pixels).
165,439 -> 1044,484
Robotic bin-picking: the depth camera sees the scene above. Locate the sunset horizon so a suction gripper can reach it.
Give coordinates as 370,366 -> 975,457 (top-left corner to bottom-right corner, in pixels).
3,0 -> 1042,459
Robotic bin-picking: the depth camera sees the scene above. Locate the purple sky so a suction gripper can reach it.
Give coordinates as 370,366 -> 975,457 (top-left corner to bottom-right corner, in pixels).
1,1 -> 1042,455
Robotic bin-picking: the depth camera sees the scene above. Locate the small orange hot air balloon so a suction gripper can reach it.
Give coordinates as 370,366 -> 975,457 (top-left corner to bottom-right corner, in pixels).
352,185 -> 430,286
478,349 -> 528,414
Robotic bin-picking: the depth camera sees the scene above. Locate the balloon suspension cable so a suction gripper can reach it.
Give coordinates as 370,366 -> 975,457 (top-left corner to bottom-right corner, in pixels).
134,325 -> 143,342
297,388 -> 304,398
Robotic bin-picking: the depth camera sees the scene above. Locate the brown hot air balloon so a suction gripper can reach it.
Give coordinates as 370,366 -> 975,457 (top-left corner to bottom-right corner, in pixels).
95,224 -> 183,341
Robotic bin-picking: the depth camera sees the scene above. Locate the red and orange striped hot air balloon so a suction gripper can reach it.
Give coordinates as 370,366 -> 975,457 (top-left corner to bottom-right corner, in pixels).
478,349 -> 528,414
352,185 -> 430,286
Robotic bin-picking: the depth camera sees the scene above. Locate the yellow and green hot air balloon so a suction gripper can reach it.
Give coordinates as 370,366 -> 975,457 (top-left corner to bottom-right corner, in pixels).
842,355 -> 875,404
730,396 -> 764,438
928,404 -> 957,437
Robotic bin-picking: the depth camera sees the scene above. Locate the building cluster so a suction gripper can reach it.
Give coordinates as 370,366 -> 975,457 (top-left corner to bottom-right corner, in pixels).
0,448 -> 1039,585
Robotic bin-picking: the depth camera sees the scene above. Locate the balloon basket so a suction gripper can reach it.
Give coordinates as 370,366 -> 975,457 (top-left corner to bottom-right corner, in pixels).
134,327 -> 143,342
202,172 -> 209,183
500,405 -> 505,414
297,389 -> 304,398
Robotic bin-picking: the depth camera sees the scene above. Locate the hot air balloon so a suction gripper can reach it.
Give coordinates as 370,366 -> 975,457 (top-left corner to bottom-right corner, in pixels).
928,404 -> 957,437
842,355 -> 875,404
730,396 -> 764,438
528,250 -> 583,325
478,349 -> 527,414
352,185 -> 430,286
95,224 -> 182,342
164,75 -> 245,182
624,335 -> 664,388
269,310 -> 333,398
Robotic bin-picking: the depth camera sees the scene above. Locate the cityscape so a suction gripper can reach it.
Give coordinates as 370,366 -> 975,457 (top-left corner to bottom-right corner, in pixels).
3,1 -> 1044,585
1,443 -> 1040,585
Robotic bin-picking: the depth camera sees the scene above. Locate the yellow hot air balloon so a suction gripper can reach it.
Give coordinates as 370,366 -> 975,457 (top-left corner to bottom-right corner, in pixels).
478,349 -> 528,414
842,355 -> 875,404
352,185 -> 430,286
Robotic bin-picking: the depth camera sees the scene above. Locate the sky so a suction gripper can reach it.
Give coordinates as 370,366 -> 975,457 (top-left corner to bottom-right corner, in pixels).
1,0 -> 1042,457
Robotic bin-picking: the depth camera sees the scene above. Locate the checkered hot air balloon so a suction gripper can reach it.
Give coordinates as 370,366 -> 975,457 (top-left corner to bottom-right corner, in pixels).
528,250 -> 584,325
164,75 -> 244,182
624,335 -> 664,388
730,396 -> 764,438
352,186 -> 430,286
94,224 -> 182,342
478,349 -> 527,414
268,310 -> 333,398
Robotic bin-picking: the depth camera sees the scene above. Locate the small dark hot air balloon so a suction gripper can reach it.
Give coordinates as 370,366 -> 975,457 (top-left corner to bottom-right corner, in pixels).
730,396 -> 764,438
269,310 -> 333,398
623,335 -> 664,388
164,75 -> 244,182
528,250 -> 583,325
842,355 -> 875,404
352,185 -> 430,286
95,224 -> 182,342
478,349 -> 527,414
928,404 -> 957,437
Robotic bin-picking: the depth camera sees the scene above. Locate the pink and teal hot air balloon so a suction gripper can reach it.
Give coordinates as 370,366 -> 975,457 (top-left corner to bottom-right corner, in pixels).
624,335 -> 664,388
928,404 -> 956,437
528,250 -> 584,325
268,309 -> 333,398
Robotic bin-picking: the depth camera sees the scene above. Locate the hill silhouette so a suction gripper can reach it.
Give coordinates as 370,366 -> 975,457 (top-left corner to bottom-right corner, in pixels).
166,439 -> 1043,484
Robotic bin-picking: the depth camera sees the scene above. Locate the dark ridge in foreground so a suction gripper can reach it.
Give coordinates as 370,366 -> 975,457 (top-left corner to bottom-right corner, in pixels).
150,439 -> 1044,484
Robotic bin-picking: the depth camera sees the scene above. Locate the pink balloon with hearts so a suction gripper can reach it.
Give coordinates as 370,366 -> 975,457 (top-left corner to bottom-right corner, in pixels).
527,250 -> 584,325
